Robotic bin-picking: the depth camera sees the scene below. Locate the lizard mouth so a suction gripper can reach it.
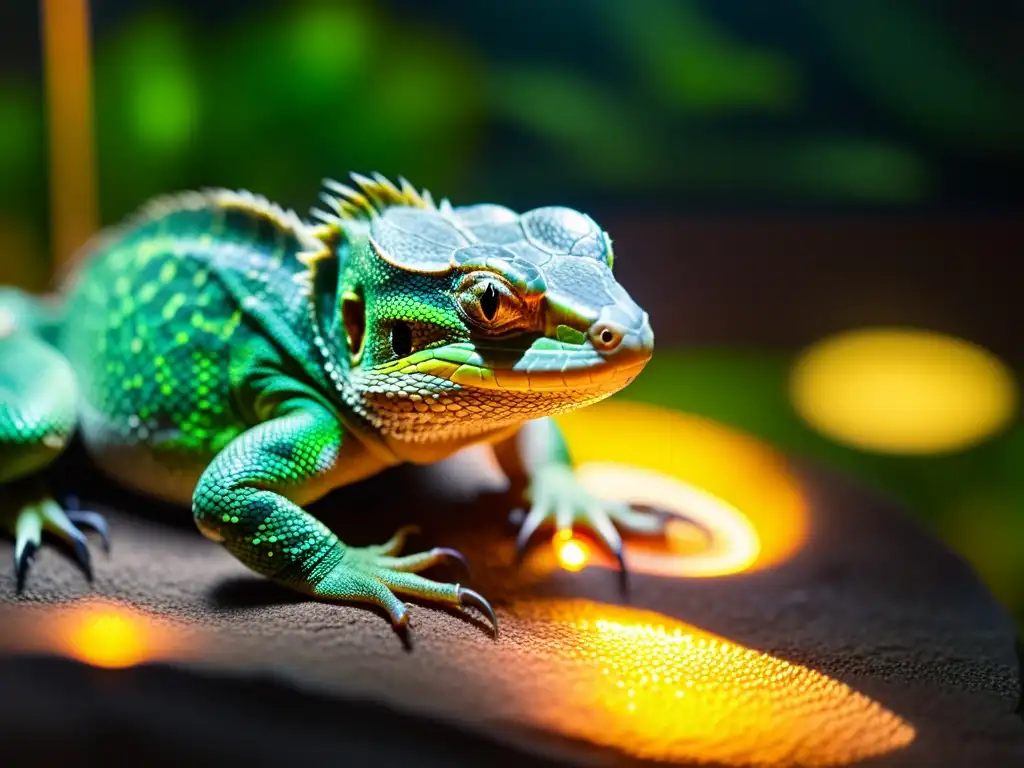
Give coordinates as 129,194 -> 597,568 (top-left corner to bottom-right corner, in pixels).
369,339 -> 652,392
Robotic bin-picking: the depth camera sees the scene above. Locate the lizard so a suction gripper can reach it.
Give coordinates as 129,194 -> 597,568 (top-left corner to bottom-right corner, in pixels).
0,172 -> 661,636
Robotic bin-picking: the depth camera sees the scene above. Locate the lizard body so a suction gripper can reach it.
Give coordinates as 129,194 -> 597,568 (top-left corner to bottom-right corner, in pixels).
0,174 -> 657,633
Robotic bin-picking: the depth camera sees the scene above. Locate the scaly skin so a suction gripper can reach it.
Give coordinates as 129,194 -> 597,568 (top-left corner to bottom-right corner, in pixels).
0,173 -> 657,635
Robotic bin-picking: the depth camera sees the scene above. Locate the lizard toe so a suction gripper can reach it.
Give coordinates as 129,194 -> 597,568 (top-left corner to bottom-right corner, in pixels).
308,531 -> 496,638
4,490 -> 107,593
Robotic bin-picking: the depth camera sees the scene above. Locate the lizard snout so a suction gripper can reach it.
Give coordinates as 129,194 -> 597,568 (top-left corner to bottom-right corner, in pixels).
589,305 -> 654,369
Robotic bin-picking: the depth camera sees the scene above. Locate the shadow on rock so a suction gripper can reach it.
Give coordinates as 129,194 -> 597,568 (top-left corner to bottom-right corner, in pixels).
207,576 -> 306,609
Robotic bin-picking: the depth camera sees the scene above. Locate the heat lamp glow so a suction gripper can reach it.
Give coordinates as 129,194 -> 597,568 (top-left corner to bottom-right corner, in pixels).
41,599 -> 193,668
510,600 -> 917,766
554,531 -> 590,571
553,401 -> 808,577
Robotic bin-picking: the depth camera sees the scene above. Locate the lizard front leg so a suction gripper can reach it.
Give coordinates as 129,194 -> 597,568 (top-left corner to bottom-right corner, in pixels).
193,399 -> 496,634
494,417 -> 669,585
1,319 -> 108,591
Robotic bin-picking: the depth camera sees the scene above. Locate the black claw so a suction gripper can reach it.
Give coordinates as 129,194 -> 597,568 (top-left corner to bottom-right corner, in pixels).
66,510 -> 110,554
435,547 -> 471,578
615,548 -> 630,597
514,525 -> 539,564
647,505 -> 714,545
458,586 -> 499,639
15,541 -> 37,594
514,536 -> 531,565
69,531 -> 93,582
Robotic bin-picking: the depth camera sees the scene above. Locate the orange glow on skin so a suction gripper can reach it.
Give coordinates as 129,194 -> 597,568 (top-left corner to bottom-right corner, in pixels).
554,402 -> 808,578
511,600 -> 916,766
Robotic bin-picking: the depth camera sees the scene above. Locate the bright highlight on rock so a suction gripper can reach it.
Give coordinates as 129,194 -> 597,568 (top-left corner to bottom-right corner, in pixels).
554,531 -> 590,571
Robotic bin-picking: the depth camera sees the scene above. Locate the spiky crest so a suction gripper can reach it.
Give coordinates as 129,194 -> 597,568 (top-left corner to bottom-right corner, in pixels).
146,188 -> 328,294
301,172 -> 456,287
131,187 -> 310,237
311,171 -> 448,227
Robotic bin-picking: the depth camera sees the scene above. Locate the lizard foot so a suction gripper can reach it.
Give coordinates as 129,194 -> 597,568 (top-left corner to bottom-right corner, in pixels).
2,491 -> 109,592
514,464 -> 694,591
310,532 -> 497,638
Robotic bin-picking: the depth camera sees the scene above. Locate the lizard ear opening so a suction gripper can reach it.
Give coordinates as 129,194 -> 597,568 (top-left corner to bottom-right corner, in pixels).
341,290 -> 366,366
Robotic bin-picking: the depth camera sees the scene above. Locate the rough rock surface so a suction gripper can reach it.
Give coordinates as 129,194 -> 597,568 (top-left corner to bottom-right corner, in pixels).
0,441 -> 1021,767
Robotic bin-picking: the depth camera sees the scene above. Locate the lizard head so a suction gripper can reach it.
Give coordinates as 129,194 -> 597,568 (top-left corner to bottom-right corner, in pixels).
309,175 -> 653,445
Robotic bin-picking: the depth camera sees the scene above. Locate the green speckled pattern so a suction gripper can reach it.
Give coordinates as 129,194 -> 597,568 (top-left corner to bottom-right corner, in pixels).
193,402 -> 343,583
62,226 -> 245,466
0,174 -> 657,630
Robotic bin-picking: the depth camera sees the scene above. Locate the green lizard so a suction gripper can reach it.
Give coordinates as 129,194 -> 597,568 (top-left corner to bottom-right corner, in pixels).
0,173 -> 660,635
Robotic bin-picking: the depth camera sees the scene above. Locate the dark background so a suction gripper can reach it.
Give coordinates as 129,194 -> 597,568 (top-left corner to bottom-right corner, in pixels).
0,1 -> 1021,625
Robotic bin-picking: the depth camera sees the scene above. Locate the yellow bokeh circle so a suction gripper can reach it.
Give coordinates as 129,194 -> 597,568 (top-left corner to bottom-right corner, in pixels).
790,327 -> 1018,455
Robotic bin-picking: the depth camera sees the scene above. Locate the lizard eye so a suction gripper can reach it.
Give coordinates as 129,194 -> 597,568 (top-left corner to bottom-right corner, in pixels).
480,283 -> 500,322
456,274 -> 521,332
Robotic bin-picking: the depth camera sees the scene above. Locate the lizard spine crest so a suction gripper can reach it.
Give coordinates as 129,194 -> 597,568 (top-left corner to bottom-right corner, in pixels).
145,188 -> 334,296
313,171 -> 450,225
299,172 -> 454,287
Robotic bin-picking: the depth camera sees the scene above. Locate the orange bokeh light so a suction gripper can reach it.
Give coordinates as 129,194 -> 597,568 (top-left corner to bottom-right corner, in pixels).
554,401 -> 808,578
554,532 -> 590,571
62,608 -> 151,668
35,599 -> 192,668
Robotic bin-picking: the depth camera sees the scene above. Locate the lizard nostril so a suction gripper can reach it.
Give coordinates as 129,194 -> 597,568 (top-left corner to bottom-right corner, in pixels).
591,323 -> 623,351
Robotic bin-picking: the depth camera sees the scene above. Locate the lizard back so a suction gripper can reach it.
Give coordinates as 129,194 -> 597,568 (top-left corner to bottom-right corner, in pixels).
57,190 -> 338,503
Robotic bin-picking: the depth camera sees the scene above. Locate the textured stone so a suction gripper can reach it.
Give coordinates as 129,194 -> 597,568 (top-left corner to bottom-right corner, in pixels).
0,445 -> 1021,766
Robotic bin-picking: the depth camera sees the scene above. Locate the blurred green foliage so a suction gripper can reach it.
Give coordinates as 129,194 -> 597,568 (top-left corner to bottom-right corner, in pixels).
803,0 -> 1024,153
0,0 -> 1019,623
603,0 -> 800,113
0,0 -> 1020,280
0,80 -> 46,289
92,1 -> 482,226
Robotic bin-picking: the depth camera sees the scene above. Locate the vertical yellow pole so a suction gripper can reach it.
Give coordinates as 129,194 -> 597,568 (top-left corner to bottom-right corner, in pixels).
40,0 -> 98,276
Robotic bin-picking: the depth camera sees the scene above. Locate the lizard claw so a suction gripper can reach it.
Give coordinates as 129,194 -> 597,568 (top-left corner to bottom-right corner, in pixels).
613,546 -> 629,596
67,526 -> 93,582
312,527 -> 497,639
433,547 -> 471,579
66,511 -> 110,554
14,539 -> 38,594
64,495 -> 111,554
514,505 -> 547,563
4,493 -> 105,593
458,586 -> 499,638
513,465 -> 694,594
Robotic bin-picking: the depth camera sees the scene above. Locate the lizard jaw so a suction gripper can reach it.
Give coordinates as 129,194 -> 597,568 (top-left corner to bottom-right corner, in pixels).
369,338 -> 652,394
